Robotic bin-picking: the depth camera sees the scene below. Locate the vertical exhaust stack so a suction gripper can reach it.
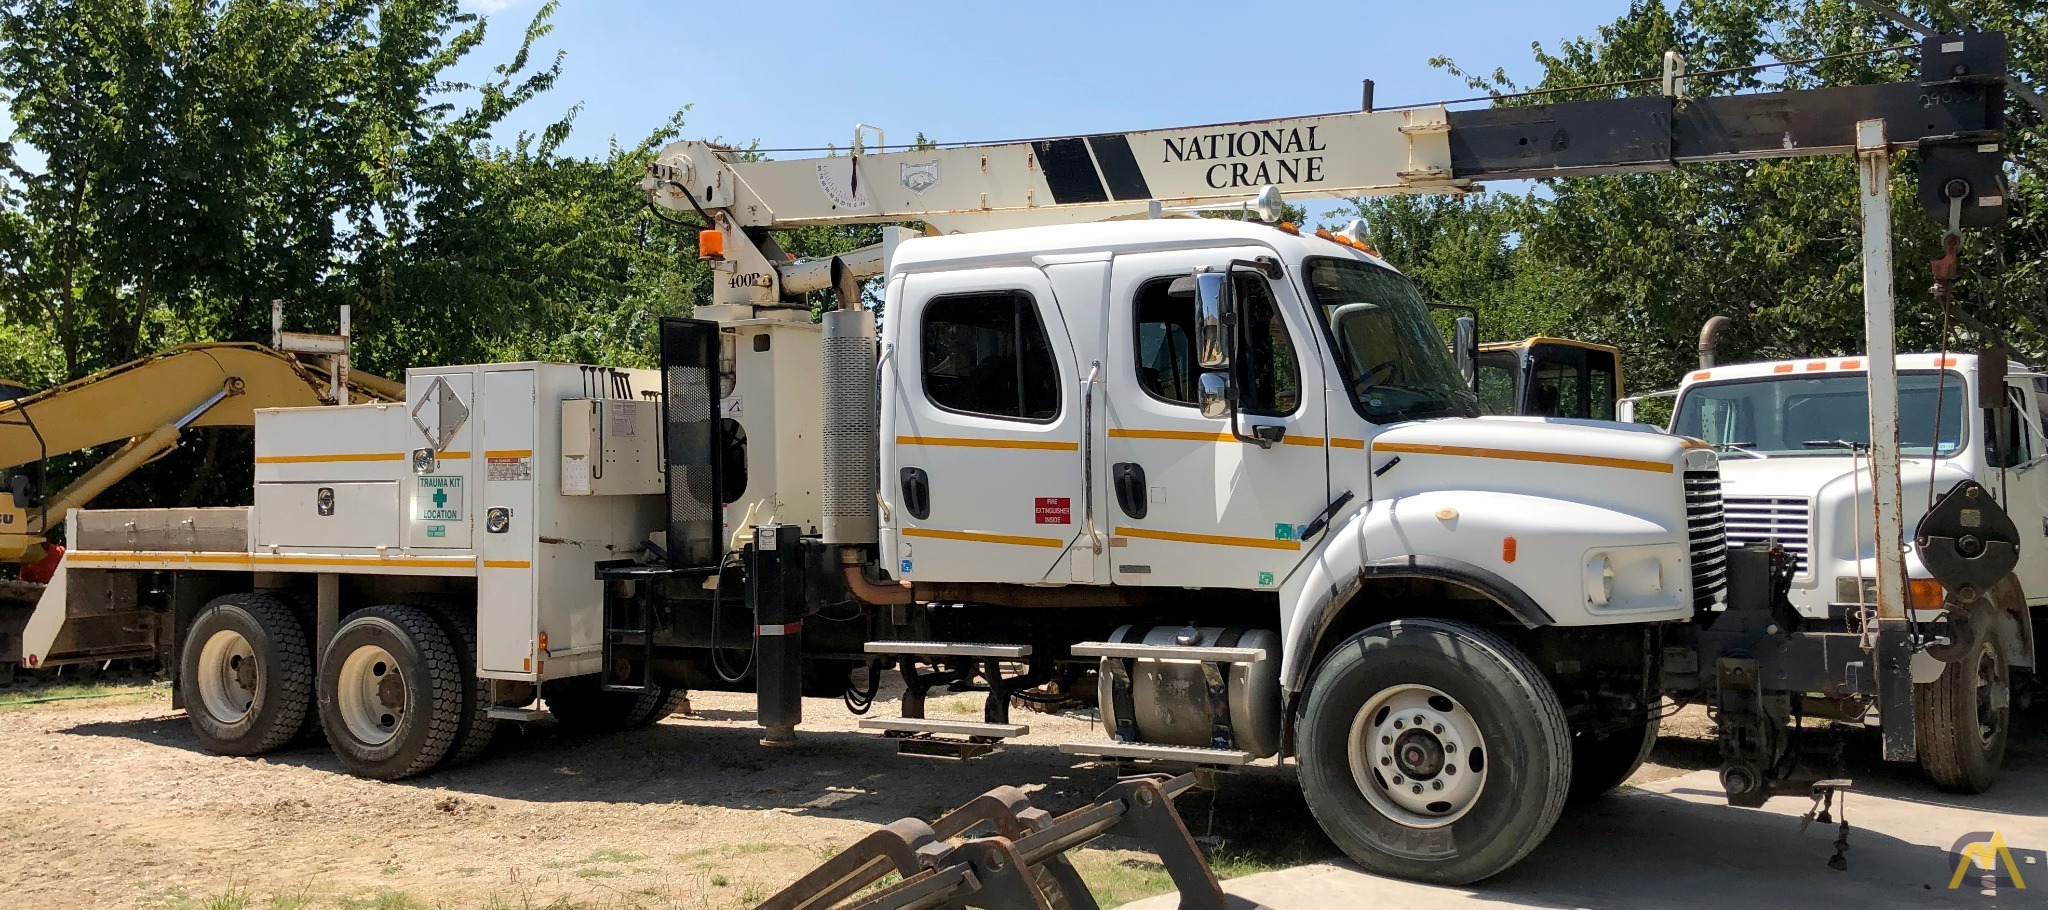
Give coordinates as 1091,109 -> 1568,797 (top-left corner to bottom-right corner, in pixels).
821,307 -> 879,545
1699,316 -> 1732,368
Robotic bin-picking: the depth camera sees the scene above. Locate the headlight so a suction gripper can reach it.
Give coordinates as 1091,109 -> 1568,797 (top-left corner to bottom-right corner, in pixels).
1835,575 -> 1946,610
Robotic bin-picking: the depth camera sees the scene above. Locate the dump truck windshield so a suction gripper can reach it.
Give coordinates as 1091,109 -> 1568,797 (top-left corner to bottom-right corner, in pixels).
1306,256 -> 1478,423
1672,371 -> 1968,457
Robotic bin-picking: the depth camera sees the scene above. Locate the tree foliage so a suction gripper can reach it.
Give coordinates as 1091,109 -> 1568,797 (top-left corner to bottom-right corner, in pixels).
1338,0 -> 2047,394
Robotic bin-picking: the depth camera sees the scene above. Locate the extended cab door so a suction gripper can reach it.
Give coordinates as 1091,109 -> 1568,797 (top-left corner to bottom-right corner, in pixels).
880,267 -> 1090,585
1100,248 -> 1331,590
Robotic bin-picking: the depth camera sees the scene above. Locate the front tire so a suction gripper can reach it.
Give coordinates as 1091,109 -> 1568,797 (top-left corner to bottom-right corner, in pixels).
179,594 -> 314,756
1916,633 -> 2010,793
545,675 -> 682,732
318,604 -> 464,780
1568,710 -> 1660,803
1297,618 -> 1571,885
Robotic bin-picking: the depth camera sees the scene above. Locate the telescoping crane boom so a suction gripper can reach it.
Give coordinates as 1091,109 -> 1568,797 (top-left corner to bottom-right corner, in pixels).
646,30 -> 2006,313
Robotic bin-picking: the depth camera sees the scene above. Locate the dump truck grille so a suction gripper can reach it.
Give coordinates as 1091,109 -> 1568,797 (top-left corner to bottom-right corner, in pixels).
1721,496 -> 1812,576
1685,469 -> 1729,611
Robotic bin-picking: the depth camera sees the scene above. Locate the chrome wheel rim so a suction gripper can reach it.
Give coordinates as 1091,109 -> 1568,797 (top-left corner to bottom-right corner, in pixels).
195,629 -> 259,724
1347,684 -> 1488,828
337,644 -> 406,746
1973,641 -> 2009,750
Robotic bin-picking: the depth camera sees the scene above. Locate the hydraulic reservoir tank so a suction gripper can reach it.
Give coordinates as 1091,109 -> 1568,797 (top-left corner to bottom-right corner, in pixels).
1096,624 -> 1283,758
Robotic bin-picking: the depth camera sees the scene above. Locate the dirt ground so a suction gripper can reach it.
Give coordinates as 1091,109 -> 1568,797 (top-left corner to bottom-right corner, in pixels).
0,681 -> 2033,910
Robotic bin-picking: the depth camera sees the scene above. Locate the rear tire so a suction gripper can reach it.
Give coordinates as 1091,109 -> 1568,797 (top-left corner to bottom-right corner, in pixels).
1297,618 -> 1571,885
318,604 -> 464,780
545,675 -> 679,732
1916,633 -> 2010,793
179,594 -> 314,756
1567,710 -> 1660,803
430,608 -> 499,769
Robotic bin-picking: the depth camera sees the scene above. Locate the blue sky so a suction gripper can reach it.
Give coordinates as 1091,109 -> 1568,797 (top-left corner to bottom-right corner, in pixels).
2,1 -> 1634,222
450,0 -> 1635,223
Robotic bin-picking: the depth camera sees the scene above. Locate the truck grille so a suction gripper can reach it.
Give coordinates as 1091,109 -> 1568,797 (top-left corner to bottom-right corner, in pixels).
1685,469 -> 1729,611
1721,496 -> 1811,575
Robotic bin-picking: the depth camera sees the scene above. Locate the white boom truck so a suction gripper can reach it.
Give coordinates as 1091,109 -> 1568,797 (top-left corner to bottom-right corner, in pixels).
17,31 -> 2014,885
1664,352 -> 2043,789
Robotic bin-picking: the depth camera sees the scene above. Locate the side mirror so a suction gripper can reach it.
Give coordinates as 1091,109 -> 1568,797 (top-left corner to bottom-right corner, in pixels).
1194,271 -> 1233,369
1453,316 -> 1478,386
1198,372 -> 1232,419
8,473 -> 40,510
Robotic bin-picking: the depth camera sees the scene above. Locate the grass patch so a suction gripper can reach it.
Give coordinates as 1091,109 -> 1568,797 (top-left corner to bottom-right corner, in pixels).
0,679 -> 164,709
337,890 -> 429,910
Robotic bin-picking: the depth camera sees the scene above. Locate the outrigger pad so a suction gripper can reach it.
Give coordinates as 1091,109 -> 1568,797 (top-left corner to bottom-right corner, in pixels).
755,773 -> 1227,910
1915,480 -> 2019,604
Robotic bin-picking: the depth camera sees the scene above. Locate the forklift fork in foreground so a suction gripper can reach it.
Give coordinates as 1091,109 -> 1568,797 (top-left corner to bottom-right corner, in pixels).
757,773 -> 1226,910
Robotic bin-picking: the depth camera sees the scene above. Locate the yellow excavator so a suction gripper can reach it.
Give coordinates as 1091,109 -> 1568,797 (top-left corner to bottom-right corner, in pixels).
0,343 -> 400,674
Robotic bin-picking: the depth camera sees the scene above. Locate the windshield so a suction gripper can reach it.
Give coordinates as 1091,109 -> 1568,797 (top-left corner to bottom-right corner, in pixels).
1672,371 -> 1968,457
1305,256 -> 1479,423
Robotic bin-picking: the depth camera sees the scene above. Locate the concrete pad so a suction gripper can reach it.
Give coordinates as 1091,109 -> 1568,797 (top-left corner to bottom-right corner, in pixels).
1121,766 -> 2047,910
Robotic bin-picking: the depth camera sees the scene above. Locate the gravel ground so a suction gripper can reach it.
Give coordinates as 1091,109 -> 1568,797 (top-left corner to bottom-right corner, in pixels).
2,679 -> 2028,910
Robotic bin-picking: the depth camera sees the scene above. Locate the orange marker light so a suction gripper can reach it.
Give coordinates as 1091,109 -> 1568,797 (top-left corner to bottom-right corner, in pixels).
537,632 -> 550,653
1842,359 -> 1861,369
698,229 -> 726,260
1773,364 -> 1795,373
1805,362 -> 1827,371
1502,537 -> 1518,563
1692,371 -> 1711,381
1908,578 -> 1946,610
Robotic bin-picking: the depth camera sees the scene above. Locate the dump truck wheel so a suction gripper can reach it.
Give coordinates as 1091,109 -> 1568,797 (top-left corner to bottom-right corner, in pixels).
318,604 -> 464,780
1916,632 -> 2010,793
1297,618 -> 1571,885
545,675 -> 671,732
180,593 -> 314,756
430,609 -> 499,769
1567,711 -> 1660,803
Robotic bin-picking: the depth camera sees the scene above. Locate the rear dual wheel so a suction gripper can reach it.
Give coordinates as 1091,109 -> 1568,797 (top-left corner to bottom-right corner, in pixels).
180,594 -> 316,755
1297,618 -> 1571,885
318,604 -> 464,780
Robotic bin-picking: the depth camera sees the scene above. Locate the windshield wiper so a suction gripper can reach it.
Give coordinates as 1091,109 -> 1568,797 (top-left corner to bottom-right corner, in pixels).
1713,442 -> 1769,460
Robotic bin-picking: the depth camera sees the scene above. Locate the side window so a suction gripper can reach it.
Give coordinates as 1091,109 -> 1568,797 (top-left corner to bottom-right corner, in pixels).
922,291 -> 1060,421
1986,385 -> 2034,468
1131,274 -> 1300,415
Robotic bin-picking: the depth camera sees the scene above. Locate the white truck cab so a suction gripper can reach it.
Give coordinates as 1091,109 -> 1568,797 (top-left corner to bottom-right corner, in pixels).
1672,353 -> 2048,625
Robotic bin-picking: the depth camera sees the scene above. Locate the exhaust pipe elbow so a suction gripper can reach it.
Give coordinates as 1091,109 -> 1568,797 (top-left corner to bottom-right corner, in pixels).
1698,316 -> 1733,369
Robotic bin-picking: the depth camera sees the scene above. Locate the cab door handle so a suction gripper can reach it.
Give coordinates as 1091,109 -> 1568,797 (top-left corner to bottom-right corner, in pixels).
1112,462 -> 1147,519
900,467 -> 931,520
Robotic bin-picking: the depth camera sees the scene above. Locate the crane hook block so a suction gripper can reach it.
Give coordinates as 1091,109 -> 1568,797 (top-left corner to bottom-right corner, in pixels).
1914,480 -> 2019,604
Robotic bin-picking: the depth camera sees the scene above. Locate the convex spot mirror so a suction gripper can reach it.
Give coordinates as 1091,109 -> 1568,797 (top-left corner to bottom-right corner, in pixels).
1198,372 -> 1232,419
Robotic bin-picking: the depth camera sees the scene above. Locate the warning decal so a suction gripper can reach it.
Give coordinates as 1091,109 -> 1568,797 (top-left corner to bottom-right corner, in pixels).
1034,497 -> 1072,525
487,456 -> 532,482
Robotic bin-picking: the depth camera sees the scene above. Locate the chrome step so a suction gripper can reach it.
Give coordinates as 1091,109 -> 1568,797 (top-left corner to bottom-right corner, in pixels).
859,718 -> 1029,738
1070,642 -> 1265,664
864,640 -> 1033,658
1059,741 -> 1253,766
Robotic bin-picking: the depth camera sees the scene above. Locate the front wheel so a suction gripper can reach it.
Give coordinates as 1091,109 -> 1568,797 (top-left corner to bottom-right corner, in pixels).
1297,618 -> 1571,885
1916,632 -> 2010,793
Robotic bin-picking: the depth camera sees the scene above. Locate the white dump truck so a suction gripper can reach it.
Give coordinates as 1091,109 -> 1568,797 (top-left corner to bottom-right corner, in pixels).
1664,352 -> 2042,789
15,30 -> 2018,886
